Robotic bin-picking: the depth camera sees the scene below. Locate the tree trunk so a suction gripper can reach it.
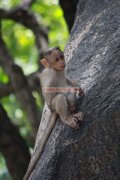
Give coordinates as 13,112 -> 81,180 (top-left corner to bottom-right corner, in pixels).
29,0 -> 120,179
0,104 -> 30,180
59,0 -> 79,32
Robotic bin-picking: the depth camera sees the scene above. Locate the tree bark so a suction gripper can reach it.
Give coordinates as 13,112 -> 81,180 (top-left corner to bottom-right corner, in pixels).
0,104 -> 31,180
28,0 -> 120,179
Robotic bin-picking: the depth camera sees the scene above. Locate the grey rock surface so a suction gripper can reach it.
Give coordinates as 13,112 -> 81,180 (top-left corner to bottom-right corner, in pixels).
30,0 -> 120,179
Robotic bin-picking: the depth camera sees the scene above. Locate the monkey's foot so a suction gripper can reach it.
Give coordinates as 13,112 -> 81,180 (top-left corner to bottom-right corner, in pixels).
71,112 -> 84,129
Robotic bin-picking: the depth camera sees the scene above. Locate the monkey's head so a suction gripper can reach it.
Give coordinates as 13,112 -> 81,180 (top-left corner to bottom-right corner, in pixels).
40,47 -> 65,71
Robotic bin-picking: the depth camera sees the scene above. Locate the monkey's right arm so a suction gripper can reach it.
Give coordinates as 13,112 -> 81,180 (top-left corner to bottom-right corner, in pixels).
23,113 -> 57,180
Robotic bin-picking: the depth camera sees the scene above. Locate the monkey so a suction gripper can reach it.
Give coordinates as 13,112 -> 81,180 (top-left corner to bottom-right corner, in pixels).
23,47 -> 85,180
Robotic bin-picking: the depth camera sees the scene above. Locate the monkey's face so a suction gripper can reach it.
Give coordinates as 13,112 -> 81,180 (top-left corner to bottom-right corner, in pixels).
40,48 -> 66,71
49,50 -> 65,71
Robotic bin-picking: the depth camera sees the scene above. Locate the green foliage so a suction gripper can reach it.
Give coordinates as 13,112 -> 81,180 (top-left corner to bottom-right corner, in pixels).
32,0 -> 68,49
0,68 -> 9,83
2,20 -> 38,75
1,95 -> 32,138
0,0 -> 21,9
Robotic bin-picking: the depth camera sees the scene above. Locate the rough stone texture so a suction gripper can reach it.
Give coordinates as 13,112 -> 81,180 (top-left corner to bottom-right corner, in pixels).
30,0 -> 120,179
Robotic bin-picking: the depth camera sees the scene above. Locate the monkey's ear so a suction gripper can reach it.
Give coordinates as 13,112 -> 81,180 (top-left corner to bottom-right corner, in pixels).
40,59 -> 49,68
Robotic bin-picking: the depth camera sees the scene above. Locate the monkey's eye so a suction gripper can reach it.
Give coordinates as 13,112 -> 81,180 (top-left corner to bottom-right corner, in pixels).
60,55 -> 64,59
55,57 -> 59,62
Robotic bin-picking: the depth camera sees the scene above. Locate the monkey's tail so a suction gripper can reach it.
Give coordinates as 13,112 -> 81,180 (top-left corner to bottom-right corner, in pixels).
23,112 -> 57,180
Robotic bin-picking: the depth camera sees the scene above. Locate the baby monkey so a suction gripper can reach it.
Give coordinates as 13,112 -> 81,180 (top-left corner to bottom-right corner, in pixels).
23,47 -> 84,180
41,46 -> 84,128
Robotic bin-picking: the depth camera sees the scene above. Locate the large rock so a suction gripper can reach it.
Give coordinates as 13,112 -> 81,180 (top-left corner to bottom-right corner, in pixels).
30,0 -> 120,179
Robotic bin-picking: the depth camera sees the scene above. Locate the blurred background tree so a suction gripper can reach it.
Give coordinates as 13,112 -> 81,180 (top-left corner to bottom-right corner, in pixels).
0,0 -> 78,179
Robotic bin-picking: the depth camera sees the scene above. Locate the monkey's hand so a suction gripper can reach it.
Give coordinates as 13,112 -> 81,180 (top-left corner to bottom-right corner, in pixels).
78,87 -> 85,97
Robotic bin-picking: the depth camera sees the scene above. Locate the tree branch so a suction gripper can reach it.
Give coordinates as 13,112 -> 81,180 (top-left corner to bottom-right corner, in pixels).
59,0 -> 79,31
0,83 -> 14,98
0,6 -> 48,60
0,104 -> 30,180
0,37 -> 41,136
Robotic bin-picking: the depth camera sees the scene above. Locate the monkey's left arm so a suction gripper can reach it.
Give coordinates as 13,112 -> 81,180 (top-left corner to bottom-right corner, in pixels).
66,78 -> 85,97
66,78 -> 77,87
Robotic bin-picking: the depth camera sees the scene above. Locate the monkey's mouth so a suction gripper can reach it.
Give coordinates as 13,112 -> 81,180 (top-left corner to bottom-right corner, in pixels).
59,65 -> 65,68
56,64 -> 65,71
